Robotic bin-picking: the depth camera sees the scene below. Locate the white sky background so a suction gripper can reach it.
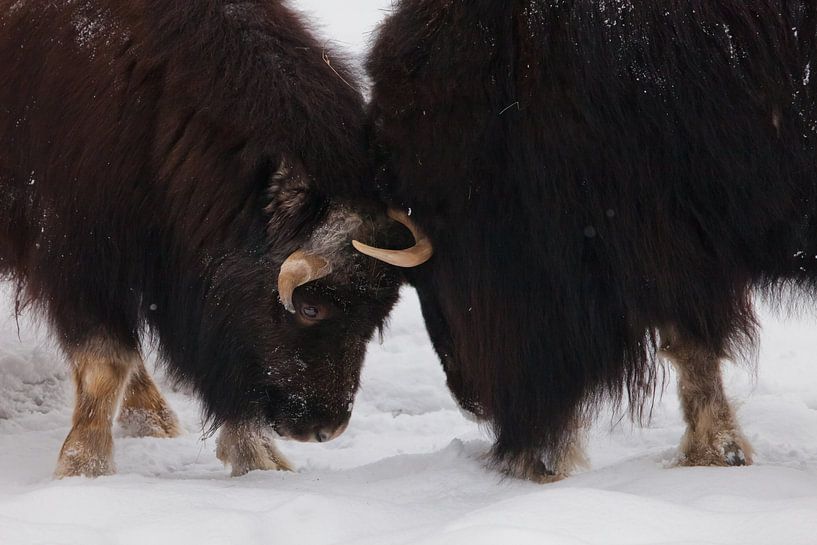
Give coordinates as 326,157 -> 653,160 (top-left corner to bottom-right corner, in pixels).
293,0 -> 399,54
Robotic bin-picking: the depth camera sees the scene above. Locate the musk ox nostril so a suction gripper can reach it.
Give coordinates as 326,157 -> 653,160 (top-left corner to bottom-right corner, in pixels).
314,422 -> 349,443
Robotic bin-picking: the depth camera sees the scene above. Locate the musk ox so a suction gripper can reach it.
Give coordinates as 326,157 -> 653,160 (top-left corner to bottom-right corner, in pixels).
0,0 -> 430,478
365,0 -> 817,481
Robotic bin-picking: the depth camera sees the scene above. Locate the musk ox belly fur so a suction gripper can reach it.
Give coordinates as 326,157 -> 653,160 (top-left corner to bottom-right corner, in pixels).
0,0 -> 411,478
368,0 -> 817,480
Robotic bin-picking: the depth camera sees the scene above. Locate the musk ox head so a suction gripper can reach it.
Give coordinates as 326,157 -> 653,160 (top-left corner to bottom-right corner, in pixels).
210,156 -> 432,443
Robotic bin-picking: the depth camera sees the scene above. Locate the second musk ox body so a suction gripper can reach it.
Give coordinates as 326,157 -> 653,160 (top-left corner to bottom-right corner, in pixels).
0,0 -> 426,477
366,0 -> 817,480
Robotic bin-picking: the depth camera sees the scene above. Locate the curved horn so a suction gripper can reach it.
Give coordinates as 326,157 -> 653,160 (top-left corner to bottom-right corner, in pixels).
352,208 -> 433,268
277,250 -> 332,313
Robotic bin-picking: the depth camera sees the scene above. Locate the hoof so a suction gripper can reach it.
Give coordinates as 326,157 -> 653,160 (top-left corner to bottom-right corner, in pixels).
216,425 -> 293,477
494,452 -> 570,484
679,430 -> 753,467
55,433 -> 114,478
118,407 -> 182,438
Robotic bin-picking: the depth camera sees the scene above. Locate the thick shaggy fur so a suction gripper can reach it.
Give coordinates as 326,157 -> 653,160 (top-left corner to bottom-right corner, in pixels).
369,0 -> 817,477
0,0 -> 406,470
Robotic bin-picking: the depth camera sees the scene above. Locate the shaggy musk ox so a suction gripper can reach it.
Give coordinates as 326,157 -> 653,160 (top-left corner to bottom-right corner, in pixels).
365,0 -> 817,481
0,0 -> 430,478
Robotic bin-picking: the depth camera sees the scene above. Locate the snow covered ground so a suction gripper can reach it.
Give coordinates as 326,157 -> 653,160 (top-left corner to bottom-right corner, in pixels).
2,283 -> 817,545
2,1 -> 817,544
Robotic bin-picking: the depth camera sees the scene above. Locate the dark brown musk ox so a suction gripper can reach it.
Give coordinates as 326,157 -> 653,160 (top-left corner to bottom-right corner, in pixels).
0,0 -> 431,478
365,0 -> 817,482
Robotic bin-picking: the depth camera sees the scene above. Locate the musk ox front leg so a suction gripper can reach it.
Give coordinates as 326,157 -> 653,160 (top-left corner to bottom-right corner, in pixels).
494,437 -> 587,484
55,338 -> 138,478
659,327 -> 752,467
216,421 -> 293,477
117,359 -> 182,439
410,274 -> 587,483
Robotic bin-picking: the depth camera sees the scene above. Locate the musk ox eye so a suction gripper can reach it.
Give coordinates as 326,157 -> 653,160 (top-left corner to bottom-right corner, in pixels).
297,301 -> 332,324
291,289 -> 336,325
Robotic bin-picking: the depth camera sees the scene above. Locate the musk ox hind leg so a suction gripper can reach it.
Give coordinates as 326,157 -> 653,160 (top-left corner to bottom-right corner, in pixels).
55,337 -> 140,478
658,326 -> 753,467
216,421 -> 293,477
117,358 -> 182,439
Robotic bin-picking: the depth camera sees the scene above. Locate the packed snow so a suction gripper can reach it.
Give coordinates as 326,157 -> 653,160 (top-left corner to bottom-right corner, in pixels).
2,1 -> 817,544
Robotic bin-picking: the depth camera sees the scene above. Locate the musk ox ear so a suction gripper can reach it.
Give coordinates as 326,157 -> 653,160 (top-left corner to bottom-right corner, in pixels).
263,156 -> 325,251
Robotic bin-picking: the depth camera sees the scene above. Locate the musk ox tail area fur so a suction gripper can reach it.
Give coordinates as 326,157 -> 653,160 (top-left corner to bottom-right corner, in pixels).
368,0 -> 817,480
0,0 -> 412,477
